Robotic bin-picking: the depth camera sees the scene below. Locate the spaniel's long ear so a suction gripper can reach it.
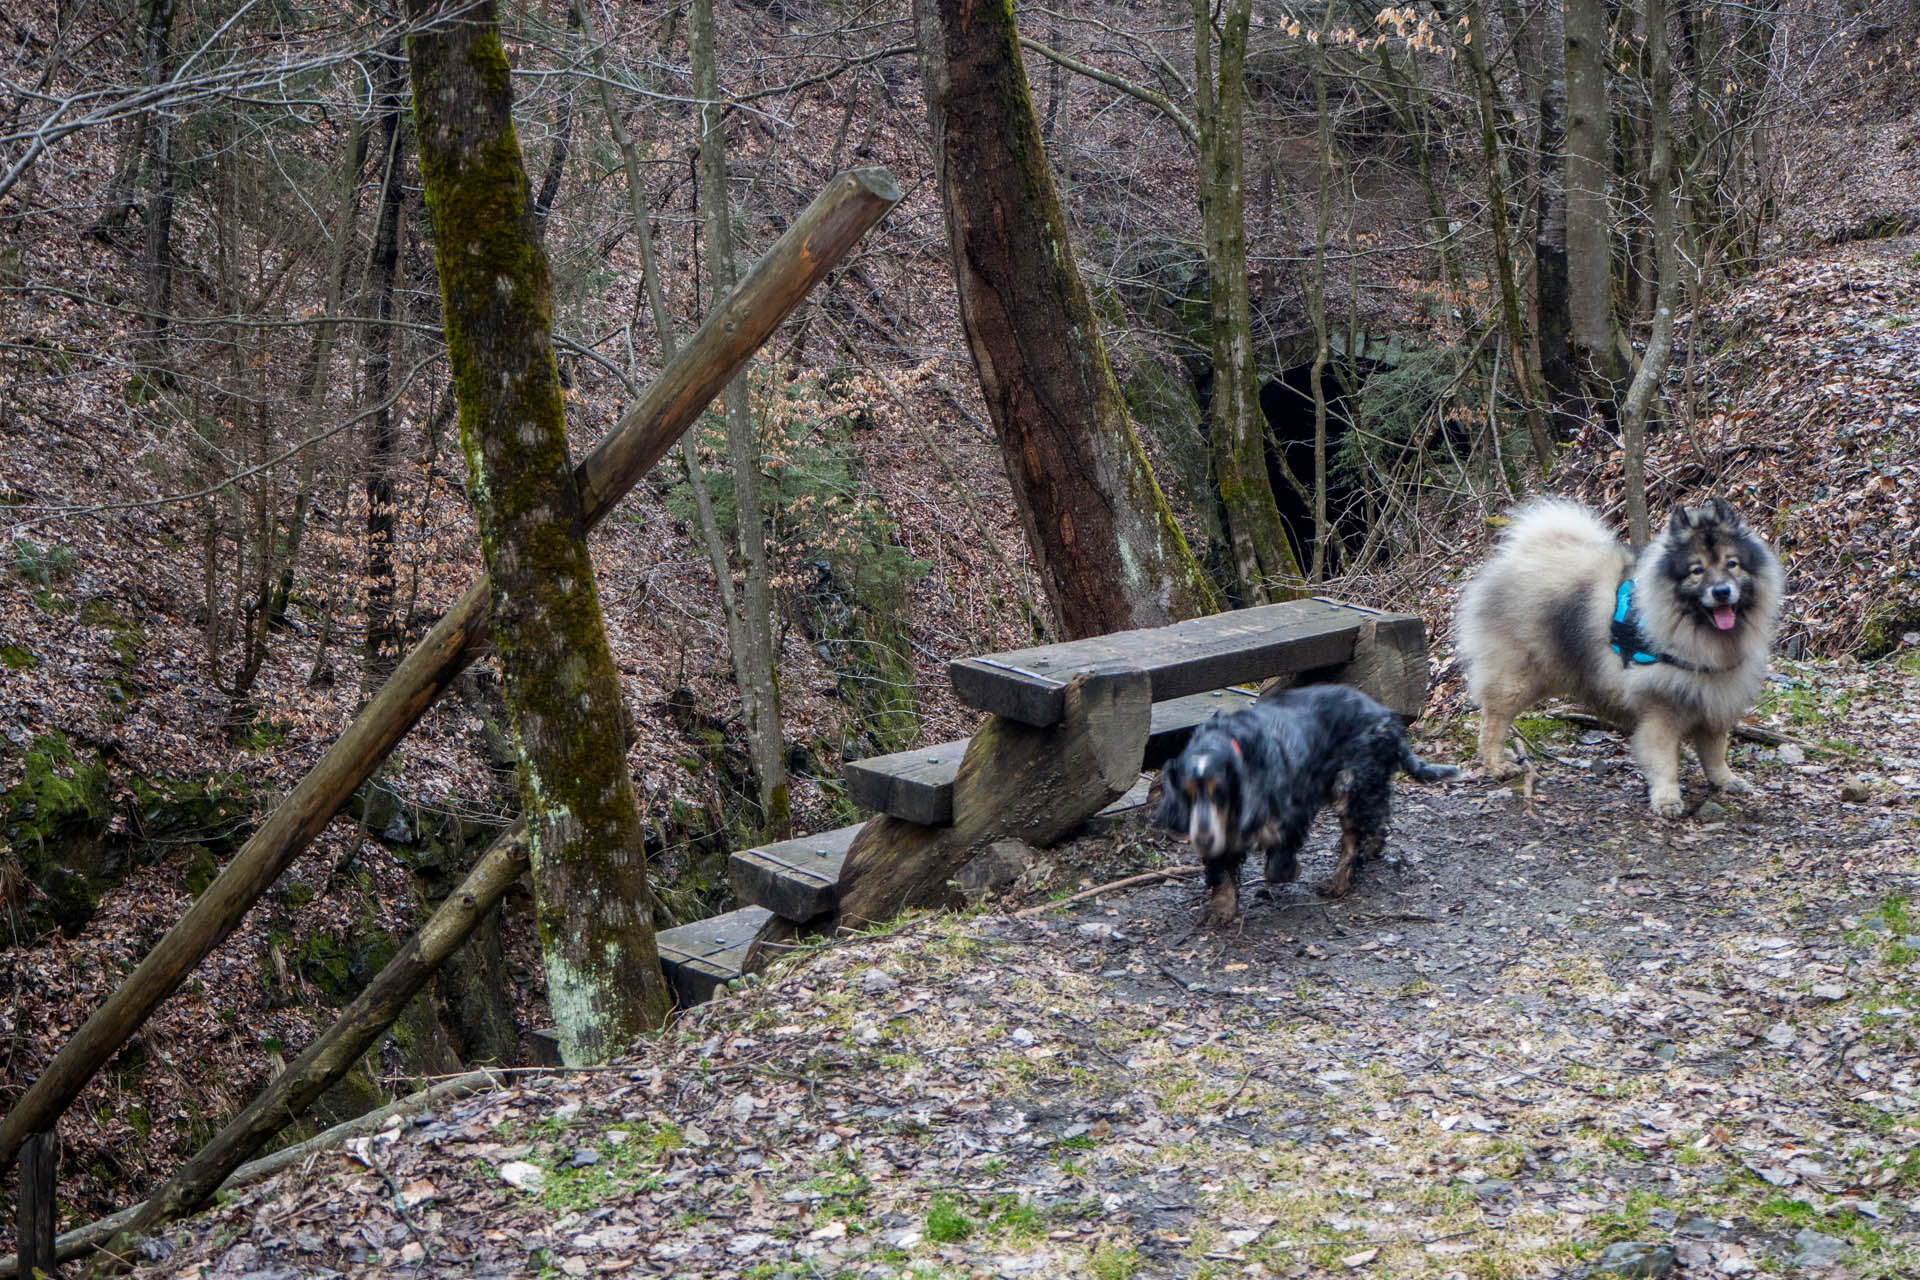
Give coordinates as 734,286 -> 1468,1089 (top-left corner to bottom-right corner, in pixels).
1235,765 -> 1274,836
1153,758 -> 1190,831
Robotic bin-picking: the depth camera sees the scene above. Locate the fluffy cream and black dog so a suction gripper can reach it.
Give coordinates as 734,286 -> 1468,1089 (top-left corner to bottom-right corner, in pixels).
1456,496 -> 1784,817
1154,685 -> 1459,926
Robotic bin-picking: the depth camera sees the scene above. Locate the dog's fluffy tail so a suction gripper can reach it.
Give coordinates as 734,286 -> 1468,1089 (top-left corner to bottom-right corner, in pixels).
1397,739 -> 1461,783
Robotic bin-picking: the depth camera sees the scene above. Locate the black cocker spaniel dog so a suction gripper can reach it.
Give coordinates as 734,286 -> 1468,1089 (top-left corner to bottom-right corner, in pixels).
1154,684 -> 1458,926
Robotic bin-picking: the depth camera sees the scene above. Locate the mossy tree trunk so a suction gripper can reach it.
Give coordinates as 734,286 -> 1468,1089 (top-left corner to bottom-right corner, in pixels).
1193,0 -> 1301,603
690,0 -> 790,839
405,0 -> 671,1062
914,0 -> 1215,639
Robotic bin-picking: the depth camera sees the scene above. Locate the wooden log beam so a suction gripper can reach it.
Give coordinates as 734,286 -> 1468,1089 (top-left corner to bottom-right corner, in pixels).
0,168 -> 903,1175
84,824 -> 532,1272
835,666 -> 1150,928
0,1071 -> 508,1279
15,1133 -> 55,1280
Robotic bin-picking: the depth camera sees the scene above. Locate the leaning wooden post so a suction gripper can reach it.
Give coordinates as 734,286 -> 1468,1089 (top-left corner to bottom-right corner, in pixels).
15,1133 -> 55,1280
0,167 -> 903,1175
835,666 -> 1151,928
83,825 -> 531,1274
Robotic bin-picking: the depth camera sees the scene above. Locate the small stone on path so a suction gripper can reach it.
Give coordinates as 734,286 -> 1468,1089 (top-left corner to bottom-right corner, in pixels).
1585,1241 -> 1676,1278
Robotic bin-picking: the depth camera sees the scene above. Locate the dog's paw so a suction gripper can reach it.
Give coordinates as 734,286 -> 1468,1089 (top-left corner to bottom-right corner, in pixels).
1712,774 -> 1755,796
1264,848 -> 1300,885
1316,872 -> 1355,899
1649,792 -> 1687,819
1481,758 -> 1526,782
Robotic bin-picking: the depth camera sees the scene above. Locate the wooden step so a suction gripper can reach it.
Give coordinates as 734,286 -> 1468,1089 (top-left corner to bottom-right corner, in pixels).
727,824 -> 863,922
950,598 -> 1373,726
841,687 -> 1260,824
844,741 -> 965,825
656,906 -> 792,1005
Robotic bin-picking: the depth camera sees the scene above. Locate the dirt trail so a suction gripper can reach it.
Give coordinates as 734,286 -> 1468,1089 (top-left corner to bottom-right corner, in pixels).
120,655 -> 1920,1280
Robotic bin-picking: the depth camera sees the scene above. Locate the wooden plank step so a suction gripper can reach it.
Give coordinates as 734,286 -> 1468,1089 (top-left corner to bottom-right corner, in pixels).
844,742 -> 965,825
950,598 -> 1367,726
727,824 -> 863,922
656,906 -> 791,1005
842,688 -> 1258,825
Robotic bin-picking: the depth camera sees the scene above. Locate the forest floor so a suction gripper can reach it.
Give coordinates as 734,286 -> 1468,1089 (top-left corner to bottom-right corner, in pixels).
121,650 -> 1920,1280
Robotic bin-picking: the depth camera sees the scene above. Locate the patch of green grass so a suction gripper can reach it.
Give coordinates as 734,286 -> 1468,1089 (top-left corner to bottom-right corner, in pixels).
805,1153 -> 871,1223
534,1131 -> 673,1213
1086,1242 -> 1145,1280
924,1194 -> 975,1243
1586,1189 -> 1677,1243
987,1195 -> 1045,1240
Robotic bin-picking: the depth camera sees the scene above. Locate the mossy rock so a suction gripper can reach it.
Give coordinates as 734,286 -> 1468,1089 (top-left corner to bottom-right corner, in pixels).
0,642 -> 37,670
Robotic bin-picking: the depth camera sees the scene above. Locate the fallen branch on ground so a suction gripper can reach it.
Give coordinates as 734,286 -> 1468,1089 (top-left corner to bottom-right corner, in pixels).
1013,865 -> 1200,917
0,1070 -> 507,1278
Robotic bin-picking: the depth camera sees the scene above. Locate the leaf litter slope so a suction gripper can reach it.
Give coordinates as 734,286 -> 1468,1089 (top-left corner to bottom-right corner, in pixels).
129,661 -> 1920,1278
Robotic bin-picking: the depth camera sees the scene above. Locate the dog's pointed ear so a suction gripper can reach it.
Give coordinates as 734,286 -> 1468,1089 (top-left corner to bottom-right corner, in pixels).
1708,495 -> 1741,528
1667,506 -> 1692,538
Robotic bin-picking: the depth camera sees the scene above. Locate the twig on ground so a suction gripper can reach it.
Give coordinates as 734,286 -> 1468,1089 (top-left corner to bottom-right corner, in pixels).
1013,865 -> 1199,917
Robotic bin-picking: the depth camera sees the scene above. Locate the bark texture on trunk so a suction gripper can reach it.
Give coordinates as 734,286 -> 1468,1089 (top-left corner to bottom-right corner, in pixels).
361,52 -> 409,689
915,0 -> 1214,638
1621,0 -> 1681,547
1564,0 -> 1621,404
137,0 -> 179,383
1194,0 -> 1300,602
406,0 -> 671,1062
691,0 -> 790,838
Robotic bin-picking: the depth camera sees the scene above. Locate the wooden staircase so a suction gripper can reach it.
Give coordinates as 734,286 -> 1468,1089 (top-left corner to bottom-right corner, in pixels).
654,598 -> 1428,1003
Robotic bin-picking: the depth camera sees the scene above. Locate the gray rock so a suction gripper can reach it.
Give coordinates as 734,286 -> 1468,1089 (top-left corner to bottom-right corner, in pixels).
570,1147 -> 599,1168
1793,1228 -> 1847,1267
956,839 -> 1037,902
1471,1178 -> 1512,1199
859,968 -> 898,995
1678,1218 -> 1722,1238
1694,800 -> 1731,821
1584,1241 -> 1676,1278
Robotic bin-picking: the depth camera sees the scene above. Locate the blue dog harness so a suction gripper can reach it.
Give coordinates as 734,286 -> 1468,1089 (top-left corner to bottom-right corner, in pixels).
1610,579 -> 1719,673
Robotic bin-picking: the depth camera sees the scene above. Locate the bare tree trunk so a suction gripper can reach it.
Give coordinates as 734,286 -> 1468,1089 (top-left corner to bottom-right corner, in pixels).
914,0 -> 1215,637
406,0 -> 673,1062
691,0 -> 790,838
531,3 -> 578,228
1565,0 -> 1622,410
137,0 -> 178,385
1307,7 -> 1334,582
1194,0 -> 1301,601
1458,0 -> 1555,474
1529,10 -> 1578,440
272,112 -> 370,625
1621,0 -> 1681,547
361,49 -> 408,692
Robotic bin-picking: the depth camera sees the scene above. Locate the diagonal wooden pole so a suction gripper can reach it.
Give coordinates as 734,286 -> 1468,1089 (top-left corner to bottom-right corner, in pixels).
83,823 -> 531,1274
0,168 -> 902,1175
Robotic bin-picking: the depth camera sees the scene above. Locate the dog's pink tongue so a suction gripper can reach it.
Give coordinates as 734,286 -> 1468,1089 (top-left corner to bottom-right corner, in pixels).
1711,605 -> 1737,631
